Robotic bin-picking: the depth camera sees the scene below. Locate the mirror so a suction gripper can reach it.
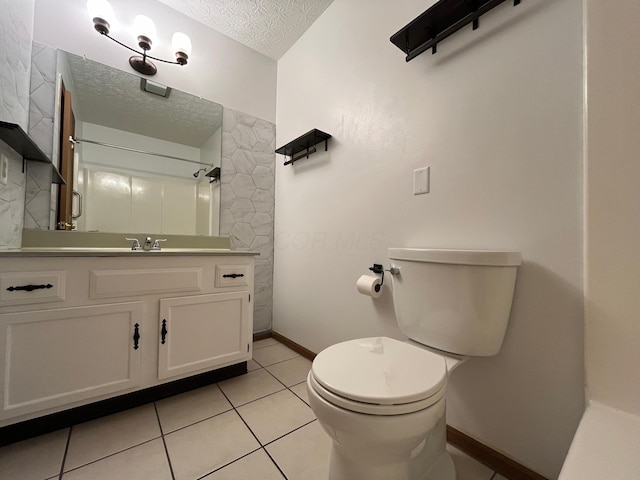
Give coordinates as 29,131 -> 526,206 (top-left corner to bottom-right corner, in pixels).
54,50 -> 223,236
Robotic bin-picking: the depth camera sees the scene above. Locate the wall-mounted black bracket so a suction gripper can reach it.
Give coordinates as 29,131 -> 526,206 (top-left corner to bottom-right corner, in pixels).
205,166 -> 221,183
369,264 -> 386,292
368,264 -> 401,291
0,121 -> 65,184
275,129 -> 331,166
390,0 -> 523,62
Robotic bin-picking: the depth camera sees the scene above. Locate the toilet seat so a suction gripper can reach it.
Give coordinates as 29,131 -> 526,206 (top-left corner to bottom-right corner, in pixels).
310,337 -> 448,415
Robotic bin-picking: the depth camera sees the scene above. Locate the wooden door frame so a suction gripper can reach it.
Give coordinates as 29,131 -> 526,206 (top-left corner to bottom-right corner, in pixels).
57,80 -> 76,230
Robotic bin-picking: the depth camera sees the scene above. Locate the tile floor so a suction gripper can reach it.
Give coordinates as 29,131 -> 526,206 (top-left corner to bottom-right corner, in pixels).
0,338 -> 510,480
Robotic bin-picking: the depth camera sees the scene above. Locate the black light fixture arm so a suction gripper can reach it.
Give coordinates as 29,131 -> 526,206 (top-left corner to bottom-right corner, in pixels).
100,31 -> 184,66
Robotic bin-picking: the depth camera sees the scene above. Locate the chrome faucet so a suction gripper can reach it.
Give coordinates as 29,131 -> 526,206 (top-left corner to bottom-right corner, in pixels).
151,238 -> 167,251
142,237 -> 153,251
125,236 -> 166,251
125,237 -> 142,250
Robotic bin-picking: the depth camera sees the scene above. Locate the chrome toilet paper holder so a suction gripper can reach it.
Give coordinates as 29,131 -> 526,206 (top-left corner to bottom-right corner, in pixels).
368,264 -> 400,290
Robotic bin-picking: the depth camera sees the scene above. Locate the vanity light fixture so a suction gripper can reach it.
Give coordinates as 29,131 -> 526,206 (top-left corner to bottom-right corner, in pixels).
87,0 -> 192,76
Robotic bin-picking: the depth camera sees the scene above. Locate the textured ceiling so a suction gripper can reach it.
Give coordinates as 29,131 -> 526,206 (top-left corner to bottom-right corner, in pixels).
156,0 -> 334,60
65,52 -> 222,147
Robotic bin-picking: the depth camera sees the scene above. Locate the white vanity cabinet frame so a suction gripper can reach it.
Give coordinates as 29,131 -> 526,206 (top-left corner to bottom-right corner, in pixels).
0,253 -> 255,429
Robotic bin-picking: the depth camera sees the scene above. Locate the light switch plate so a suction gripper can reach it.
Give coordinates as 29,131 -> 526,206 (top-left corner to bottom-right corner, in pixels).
0,154 -> 8,186
413,166 -> 429,195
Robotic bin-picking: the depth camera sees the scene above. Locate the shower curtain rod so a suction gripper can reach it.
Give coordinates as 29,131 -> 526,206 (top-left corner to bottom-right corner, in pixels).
69,136 -> 209,166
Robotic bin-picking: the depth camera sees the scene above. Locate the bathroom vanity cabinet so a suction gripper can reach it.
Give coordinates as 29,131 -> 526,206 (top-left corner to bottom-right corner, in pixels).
0,252 -> 254,428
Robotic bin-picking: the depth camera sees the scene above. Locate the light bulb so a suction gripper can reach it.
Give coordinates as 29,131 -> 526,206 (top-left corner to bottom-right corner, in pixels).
87,0 -> 114,34
172,32 -> 192,65
133,15 -> 157,49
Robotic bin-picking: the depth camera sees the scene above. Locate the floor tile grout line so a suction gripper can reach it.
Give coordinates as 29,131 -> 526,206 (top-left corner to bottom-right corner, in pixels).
193,447 -> 265,480
261,361 -> 302,390
261,446 -> 289,480
155,378 -> 291,436
216,376 -> 311,480
212,386 -> 289,479
57,426 -> 72,479
153,402 -> 176,480
262,418 -> 317,448
252,340 -> 281,350
227,391 -> 290,480
158,405 -> 235,436
218,386 -> 263,446
253,354 -> 302,369
59,436 -> 162,475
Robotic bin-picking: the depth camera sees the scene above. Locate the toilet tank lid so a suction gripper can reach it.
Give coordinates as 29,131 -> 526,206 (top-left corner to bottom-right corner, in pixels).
388,248 -> 522,266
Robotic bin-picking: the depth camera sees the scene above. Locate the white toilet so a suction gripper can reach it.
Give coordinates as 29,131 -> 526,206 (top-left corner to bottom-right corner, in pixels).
307,248 -> 522,480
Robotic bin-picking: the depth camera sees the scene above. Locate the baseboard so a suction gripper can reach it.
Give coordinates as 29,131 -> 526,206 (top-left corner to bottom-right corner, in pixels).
261,330 -> 549,480
253,330 -> 273,342
270,331 -> 317,361
447,426 -> 550,480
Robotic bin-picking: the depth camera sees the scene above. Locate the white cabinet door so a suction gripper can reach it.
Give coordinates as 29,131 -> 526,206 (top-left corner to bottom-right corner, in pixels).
158,292 -> 251,380
0,302 -> 143,420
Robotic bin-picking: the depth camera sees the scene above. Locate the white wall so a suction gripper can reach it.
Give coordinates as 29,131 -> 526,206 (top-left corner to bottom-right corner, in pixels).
584,0 -> 640,415
273,0 -> 584,478
33,0 -> 277,123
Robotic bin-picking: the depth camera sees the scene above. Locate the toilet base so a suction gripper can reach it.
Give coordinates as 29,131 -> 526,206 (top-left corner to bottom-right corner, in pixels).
328,448 -> 455,480
325,410 -> 457,480
423,450 -> 456,480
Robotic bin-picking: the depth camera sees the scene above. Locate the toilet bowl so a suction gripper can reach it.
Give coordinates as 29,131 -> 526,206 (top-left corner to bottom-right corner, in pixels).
308,336 -> 457,480
307,248 -> 521,480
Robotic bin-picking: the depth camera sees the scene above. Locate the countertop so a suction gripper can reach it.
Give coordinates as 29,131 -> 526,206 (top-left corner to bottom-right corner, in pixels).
0,248 -> 259,257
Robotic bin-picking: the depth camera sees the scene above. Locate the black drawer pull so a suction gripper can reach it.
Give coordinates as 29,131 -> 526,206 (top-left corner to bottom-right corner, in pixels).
133,323 -> 140,350
6,284 -> 53,292
222,273 -> 245,279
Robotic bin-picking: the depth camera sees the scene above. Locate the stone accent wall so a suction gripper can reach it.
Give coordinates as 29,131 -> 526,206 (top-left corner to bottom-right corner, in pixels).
220,108 -> 275,333
25,42 -> 57,230
0,0 -> 34,248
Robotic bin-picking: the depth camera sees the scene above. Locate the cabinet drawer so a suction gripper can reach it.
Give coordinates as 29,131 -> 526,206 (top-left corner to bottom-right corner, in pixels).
90,267 -> 202,299
0,271 -> 66,306
215,265 -> 249,288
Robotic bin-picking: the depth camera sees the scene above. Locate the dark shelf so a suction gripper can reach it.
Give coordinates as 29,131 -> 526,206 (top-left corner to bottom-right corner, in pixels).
0,121 -> 65,184
275,129 -> 331,166
390,0 -> 521,62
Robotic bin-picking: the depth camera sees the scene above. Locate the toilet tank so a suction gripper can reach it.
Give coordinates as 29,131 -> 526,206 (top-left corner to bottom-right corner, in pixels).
388,248 -> 521,356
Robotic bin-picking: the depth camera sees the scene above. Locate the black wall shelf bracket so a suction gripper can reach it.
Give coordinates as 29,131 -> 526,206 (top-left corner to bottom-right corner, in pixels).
0,121 -> 65,184
390,0 -> 522,62
275,129 -> 331,166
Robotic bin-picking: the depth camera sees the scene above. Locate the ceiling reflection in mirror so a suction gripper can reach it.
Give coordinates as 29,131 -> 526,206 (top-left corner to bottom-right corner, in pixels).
56,50 -> 223,236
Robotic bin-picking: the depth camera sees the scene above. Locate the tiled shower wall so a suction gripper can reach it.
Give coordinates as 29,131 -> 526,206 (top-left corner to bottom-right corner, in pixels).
220,108 -> 276,333
0,0 -> 34,248
25,42 -> 57,230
